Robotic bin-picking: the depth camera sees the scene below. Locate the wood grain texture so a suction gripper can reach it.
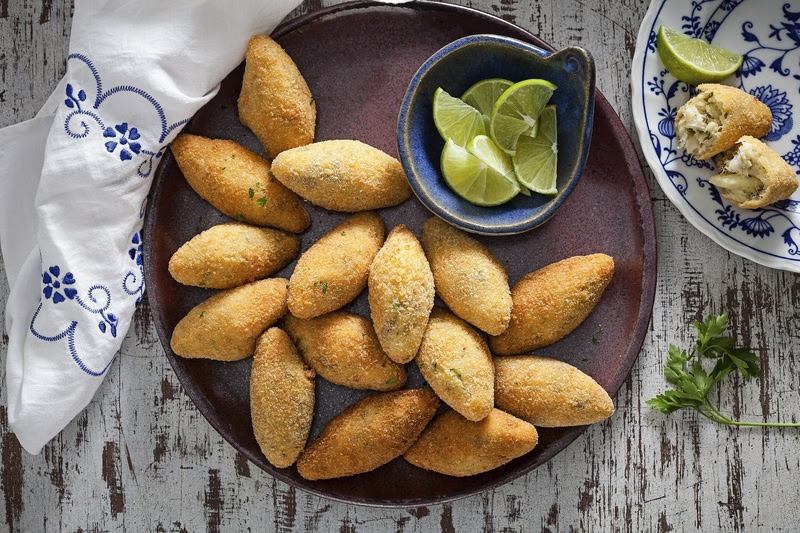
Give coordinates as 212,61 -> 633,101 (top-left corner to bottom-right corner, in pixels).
1,0 -> 799,531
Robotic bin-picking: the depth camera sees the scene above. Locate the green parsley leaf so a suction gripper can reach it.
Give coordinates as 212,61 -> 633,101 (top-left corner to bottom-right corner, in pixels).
648,312 -> 799,428
257,197 -> 267,207
249,188 -> 254,199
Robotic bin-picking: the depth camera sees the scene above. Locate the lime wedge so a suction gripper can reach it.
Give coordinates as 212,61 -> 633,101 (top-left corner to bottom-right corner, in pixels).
657,26 -> 743,85
432,87 -> 486,146
512,105 -> 558,195
469,134 -> 530,196
441,137 -> 520,206
489,79 -> 556,154
461,78 -> 513,118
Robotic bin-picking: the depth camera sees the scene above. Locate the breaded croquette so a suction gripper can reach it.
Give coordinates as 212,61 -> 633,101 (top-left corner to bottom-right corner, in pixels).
296,388 -> 439,480
675,83 -> 771,160
168,222 -> 299,289
288,212 -> 385,319
238,35 -> 316,159
170,134 -> 310,233
270,140 -> 413,212
494,356 -> 614,427
283,311 -> 406,391
368,225 -> 434,363
403,409 -> 538,477
415,307 -> 494,421
170,278 -> 288,361
420,217 -> 512,336
250,328 -> 315,468
709,135 -> 798,209
490,254 -> 614,355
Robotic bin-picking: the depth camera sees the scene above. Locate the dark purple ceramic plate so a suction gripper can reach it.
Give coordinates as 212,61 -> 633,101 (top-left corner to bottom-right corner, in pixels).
143,1 -> 656,507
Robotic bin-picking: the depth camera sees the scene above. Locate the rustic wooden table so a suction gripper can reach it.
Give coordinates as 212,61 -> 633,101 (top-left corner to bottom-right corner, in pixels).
1,0 -> 798,531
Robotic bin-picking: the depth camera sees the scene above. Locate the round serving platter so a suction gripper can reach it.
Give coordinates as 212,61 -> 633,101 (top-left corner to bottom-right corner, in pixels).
143,0 -> 657,507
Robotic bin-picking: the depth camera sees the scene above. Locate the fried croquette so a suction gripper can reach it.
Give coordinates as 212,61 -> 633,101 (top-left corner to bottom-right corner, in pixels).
709,135 -> 798,209
170,134 -> 310,232
296,388 -> 439,480
168,222 -> 299,289
283,311 -> 406,391
270,140 -> 413,212
250,328 -> 315,468
494,356 -> 615,427
368,225 -> 434,363
415,307 -> 494,421
490,254 -> 614,355
420,217 -> 512,335
675,83 -> 771,160
403,408 -> 538,477
288,212 -> 384,319
170,278 -> 288,361
238,35 -> 316,159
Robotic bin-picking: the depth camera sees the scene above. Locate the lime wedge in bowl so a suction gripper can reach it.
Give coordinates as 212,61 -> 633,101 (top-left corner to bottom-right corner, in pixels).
461,78 -> 513,120
513,105 -> 558,195
656,26 -> 742,85
432,87 -> 486,146
489,78 -> 556,154
440,137 -> 520,206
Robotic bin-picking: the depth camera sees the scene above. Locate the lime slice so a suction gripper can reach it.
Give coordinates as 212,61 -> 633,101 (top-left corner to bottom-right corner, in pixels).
441,137 -> 520,206
657,26 -> 743,85
432,87 -> 486,146
489,79 -> 557,154
468,134 -> 530,196
512,105 -> 558,195
461,78 -> 513,117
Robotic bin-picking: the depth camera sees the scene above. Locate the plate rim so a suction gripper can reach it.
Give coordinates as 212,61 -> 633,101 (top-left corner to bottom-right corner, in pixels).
630,0 -> 800,273
143,0 -> 658,508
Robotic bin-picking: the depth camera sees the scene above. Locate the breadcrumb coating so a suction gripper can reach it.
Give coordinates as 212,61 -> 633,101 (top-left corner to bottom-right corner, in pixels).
494,356 -> 614,427
271,140 -> 412,212
368,225 -> 434,363
170,278 -> 288,361
296,388 -> 439,480
283,311 -> 406,391
489,254 -> 614,355
238,35 -> 316,159
420,217 -> 511,336
170,134 -> 310,232
403,409 -> 538,477
250,327 -> 315,468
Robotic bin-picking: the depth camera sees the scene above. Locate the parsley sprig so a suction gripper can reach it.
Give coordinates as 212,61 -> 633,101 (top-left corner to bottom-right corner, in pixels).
647,312 -> 800,427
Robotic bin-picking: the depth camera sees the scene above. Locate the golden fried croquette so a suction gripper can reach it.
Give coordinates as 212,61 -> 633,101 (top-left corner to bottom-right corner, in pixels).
168,222 -> 299,289
490,254 -> 614,355
170,134 -> 310,232
238,35 -> 316,159
270,140 -> 413,212
170,278 -> 288,361
283,311 -> 406,391
250,327 -> 315,468
420,217 -> 512,335
296,388 -> 439,480
675,83 -> 771,160
709,135 -> 798,209
415,307 -> 494,421
494,356 -> 614,427
403,409 -> 538,477
288,212 -> 385,319
368,225 -> 434,363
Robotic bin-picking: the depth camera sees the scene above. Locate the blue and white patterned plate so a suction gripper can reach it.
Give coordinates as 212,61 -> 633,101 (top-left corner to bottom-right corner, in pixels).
632,0 -> 800,271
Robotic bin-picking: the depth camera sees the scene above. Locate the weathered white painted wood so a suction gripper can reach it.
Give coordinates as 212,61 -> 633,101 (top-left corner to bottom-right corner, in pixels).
1,0 -> 799,531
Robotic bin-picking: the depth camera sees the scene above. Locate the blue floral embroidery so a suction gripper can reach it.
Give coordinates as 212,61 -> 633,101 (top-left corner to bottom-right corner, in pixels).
61,53 -> 190,177
124,230 -> 145,305
42,266 -> 77,304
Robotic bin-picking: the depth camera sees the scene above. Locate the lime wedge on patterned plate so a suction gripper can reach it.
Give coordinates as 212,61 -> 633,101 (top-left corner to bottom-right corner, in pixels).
432,87 -> 486,146
656,26 -> 743,85
461,78 -> 513,127
513,105 -> 558,195
440,136 -> 520,206
489,78 -> 556,154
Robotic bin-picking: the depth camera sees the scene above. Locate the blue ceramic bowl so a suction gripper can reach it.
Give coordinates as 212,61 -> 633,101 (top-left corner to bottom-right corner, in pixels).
397,34 -> 595,235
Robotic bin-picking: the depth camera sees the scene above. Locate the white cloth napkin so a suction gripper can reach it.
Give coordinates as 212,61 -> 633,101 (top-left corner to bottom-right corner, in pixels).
0,0 -> 305,454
